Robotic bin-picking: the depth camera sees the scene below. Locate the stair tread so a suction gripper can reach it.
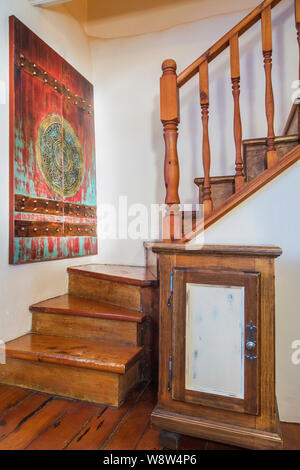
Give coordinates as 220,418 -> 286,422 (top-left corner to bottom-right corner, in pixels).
30,294 -> 146,323
5,334 -> 143,374
243,134 -> 299,146
67,264 -> 158,286
194,175 -> 235,184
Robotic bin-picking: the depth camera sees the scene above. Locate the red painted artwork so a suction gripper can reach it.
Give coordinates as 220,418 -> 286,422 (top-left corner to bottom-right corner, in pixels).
9,16 -> 97,264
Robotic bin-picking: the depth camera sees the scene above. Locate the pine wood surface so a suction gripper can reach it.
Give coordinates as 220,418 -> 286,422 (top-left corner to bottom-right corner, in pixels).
67,265 -> 158,287
0,384 -> 298,450
4,333 -> 143,374
30,294 -> 146,323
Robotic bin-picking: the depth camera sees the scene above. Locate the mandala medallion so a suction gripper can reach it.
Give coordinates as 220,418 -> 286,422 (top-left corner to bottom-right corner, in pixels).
37,114 -> 84,197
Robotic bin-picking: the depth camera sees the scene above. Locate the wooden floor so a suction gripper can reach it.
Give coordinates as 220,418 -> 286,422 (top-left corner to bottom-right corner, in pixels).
0,382 -> 298,450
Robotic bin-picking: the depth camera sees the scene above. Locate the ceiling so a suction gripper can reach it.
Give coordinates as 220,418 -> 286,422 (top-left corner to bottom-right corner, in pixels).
52,0 -> 259,40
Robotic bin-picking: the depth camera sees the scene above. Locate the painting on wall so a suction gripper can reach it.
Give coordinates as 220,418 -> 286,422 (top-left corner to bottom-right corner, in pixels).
9,16 -> 97,264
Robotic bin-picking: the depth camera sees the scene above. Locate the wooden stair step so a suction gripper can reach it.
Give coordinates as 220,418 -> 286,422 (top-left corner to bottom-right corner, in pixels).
243,134 -> 299,182
30,295 -> 149,346
30,294 -> 146,323
194,175 -> 235,209
4,334 -> 142,374
67,264 -> 158,287
0,334 -> 143,406
68,264 -> 159,312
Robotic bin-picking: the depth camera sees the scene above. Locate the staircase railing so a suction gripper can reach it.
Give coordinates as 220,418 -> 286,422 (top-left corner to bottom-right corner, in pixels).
161,0 -> 300,220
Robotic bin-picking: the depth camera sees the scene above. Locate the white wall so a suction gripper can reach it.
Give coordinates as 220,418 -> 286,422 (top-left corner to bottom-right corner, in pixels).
191,162 -> 300,423
0,0 -> 98,342
91,0 -> 297,266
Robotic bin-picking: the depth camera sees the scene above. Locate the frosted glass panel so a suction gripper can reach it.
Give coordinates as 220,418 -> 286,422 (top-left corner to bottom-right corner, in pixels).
186,283 -> 244,398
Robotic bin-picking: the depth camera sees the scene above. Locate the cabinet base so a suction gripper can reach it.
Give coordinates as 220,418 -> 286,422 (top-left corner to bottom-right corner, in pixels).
151,406 -> 283,450
158,430 -> 183,449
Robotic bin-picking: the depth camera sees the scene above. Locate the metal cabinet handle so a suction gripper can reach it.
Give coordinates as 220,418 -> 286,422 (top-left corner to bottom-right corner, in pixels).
245,321 -> 257,361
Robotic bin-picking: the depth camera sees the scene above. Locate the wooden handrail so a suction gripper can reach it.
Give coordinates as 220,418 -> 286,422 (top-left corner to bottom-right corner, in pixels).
177,0 -> 282,88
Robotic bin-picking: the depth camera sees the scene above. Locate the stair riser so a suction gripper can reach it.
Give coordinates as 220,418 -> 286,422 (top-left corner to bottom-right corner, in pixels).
68,273 -> 142,311
244,137 -> 299,182
32,312 -> 143,346
196,178 -> 235,209
0,358 -> 140,407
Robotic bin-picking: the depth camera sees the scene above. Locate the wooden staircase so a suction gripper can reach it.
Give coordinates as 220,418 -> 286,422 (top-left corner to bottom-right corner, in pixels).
0,265 -> 158,407
161,0 -> 300,242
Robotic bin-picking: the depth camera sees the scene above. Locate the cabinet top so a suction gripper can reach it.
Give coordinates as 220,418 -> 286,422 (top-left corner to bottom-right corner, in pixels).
150,244 -> 282,258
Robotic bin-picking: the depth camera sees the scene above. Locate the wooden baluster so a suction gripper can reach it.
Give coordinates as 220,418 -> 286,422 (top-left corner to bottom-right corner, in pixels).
230,34 -> 244,191
160,59 -> 180,206
199,60 -> 213,217
295,0 -> 300,140
261,5 -> 278,169
160,59 -> 181,241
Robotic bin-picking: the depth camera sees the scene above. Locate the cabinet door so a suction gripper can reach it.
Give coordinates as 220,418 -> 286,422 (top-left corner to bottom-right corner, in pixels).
172,268 -> 260,415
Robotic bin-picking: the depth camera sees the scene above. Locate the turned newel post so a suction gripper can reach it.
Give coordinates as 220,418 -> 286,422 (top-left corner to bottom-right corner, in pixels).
161,59 -> 180,206
261,6 -> 278,169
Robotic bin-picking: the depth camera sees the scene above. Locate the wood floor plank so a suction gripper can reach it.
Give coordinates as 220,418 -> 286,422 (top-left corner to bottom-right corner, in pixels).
104,386 -> 156,450
66,384 -> 146,450
135,424 -> 163,450
0,385 -> 12,396
282,422 -> 300,450
0,397 -> 73,450
0,393 -> 53,442
1,385 -> 297,451
26,401 -> 99,450
0,387 -> 32,414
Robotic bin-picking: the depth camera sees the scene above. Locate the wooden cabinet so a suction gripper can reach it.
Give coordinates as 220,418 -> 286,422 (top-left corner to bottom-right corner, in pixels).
151,244 -> 283,450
